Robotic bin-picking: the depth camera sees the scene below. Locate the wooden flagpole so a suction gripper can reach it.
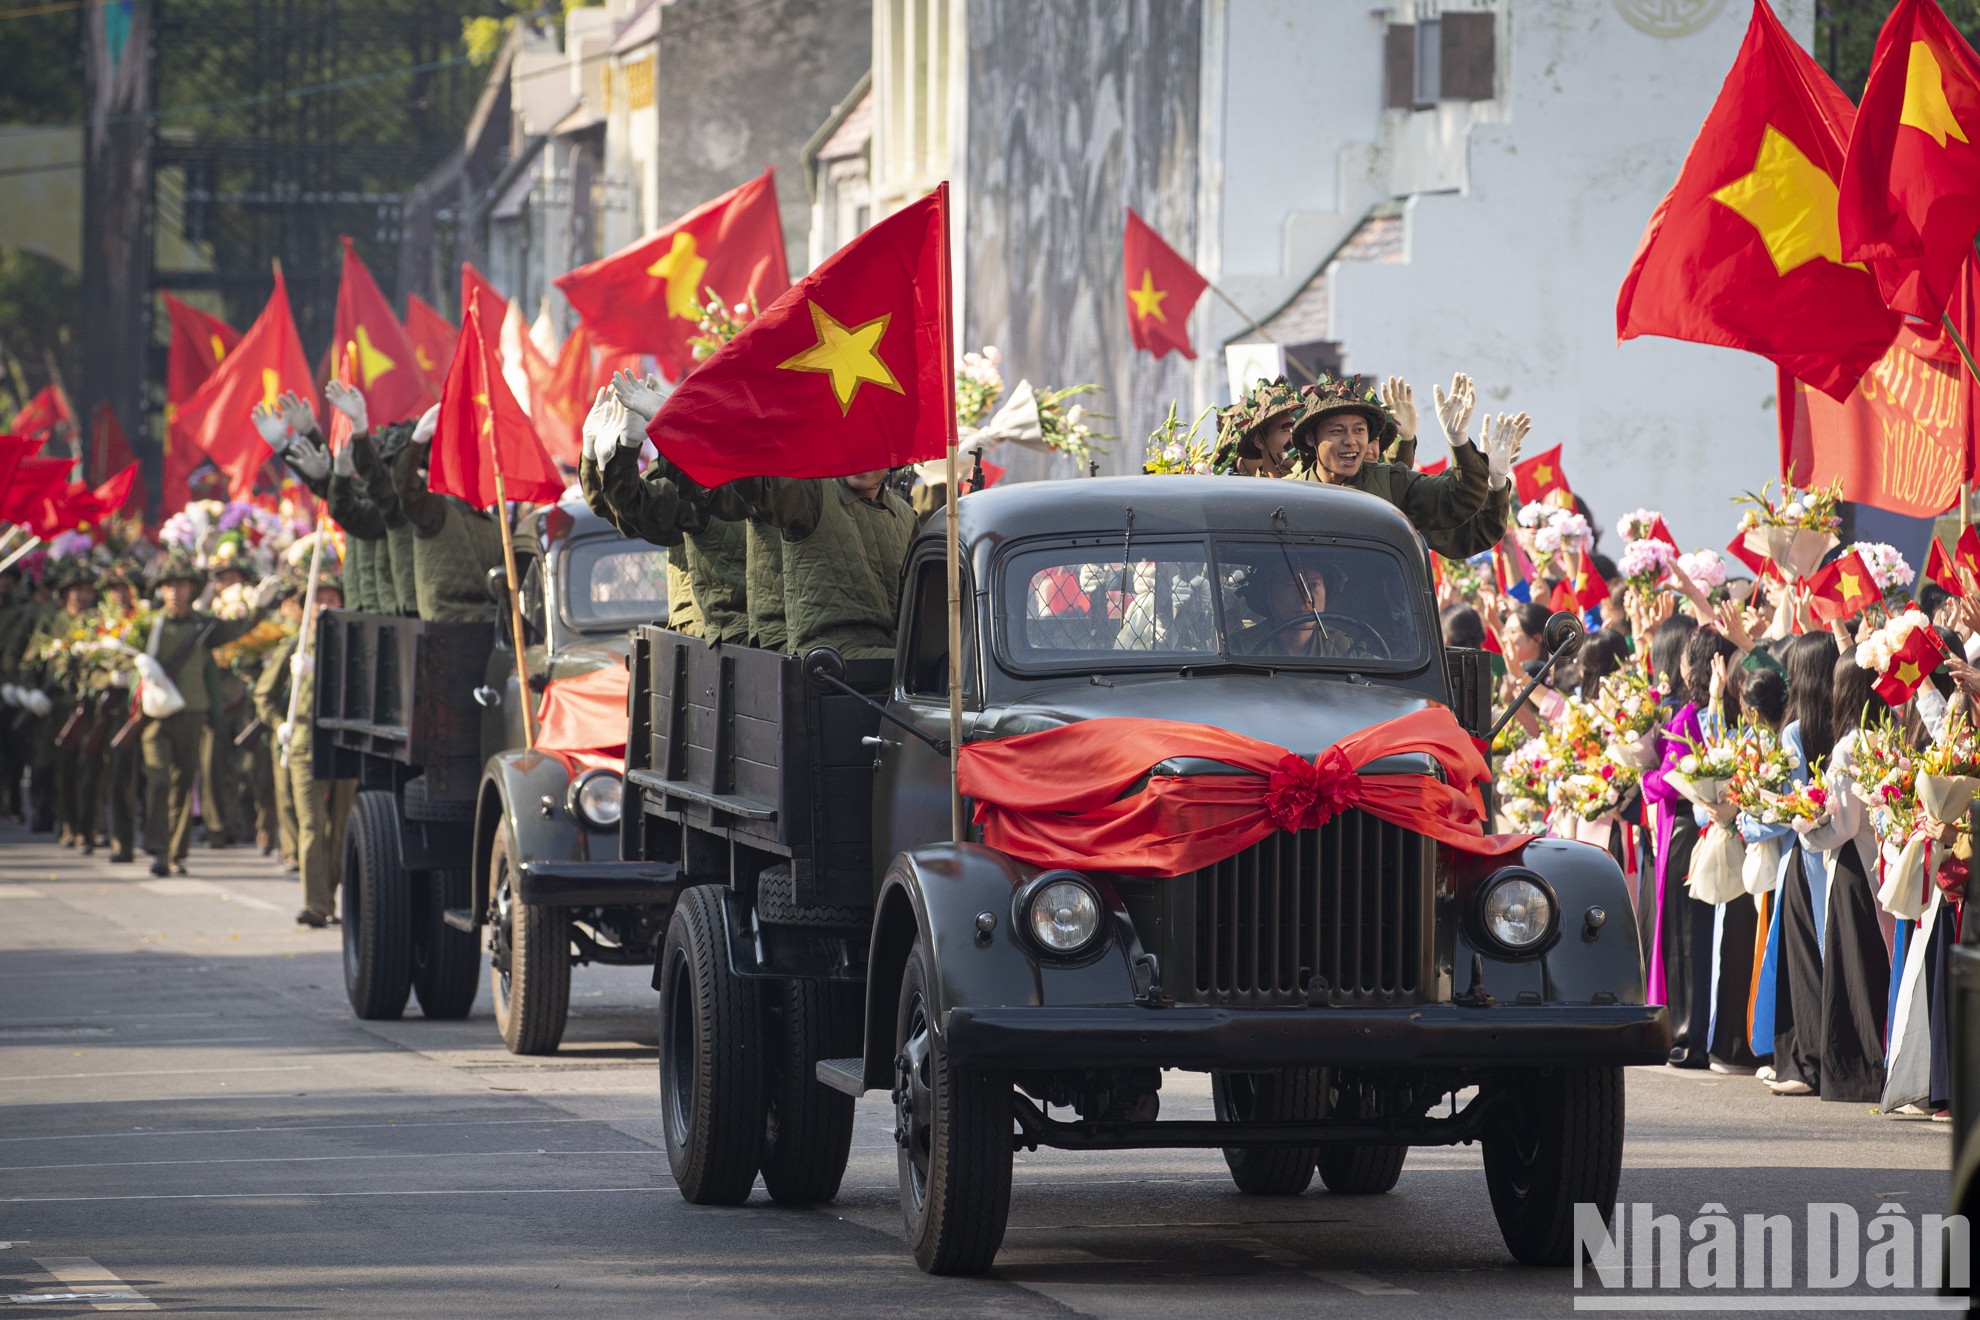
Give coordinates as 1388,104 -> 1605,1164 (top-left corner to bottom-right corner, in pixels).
1205,283 -> 1318,384
1941,310 -> 1979,529
492,469 -> 538,751
0,535 -> 42,576
945,439 -> 963,843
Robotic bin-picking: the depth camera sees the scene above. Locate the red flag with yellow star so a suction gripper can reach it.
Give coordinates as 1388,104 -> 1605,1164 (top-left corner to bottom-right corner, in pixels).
1568,549 -> 1610,611
1804,549 -> 1882,623
645,185 -> 953,487
1924,523 -> 1980,595
429,289 -> 566,510
1513,443 -> 1572,504
1838,0 -> 1980,321
332,238 -> 435,425
1874,620 -> 1949,704
161,295 -> 242,516
1122,208 -> 1208,360
404,294 -> 456,396
556,169 -> 789,383
172,269 -> 317,500
9,384 -> 70,441
1615,0 -> 1900,400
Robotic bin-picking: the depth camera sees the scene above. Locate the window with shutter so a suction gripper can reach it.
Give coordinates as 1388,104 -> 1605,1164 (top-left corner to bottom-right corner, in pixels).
1384,23 -> 1415,111
1440,11 -> 1496,102
1413,19 -> 1442,105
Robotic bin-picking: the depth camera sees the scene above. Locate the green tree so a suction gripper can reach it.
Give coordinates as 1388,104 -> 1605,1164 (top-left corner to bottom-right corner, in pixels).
1815,0 -> 1980,99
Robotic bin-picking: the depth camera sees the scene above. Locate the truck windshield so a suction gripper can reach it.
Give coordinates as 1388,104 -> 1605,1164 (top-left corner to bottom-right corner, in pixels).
562,536 -> 671,632
998,536 -> 1426,672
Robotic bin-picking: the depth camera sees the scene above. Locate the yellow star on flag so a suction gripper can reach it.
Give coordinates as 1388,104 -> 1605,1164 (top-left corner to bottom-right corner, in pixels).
776,302 -> 903,415
1710,125 -> 1860,277
1896,659 -> 1921,687
1901,40 -> 1970,148
209,333 -> 227,364
1128,269 -> 1169,323
1534,464 -> 1553,486
261,369 -> 281,408
473,391 -> 493,439
415,345 -> 435,373
354,324 -> 397,388
1839,569 -> 1863,600
647,232 -> 708,321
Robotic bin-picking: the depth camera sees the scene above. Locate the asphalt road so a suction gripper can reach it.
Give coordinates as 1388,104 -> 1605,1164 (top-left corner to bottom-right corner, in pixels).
0,821 -> 1958,1318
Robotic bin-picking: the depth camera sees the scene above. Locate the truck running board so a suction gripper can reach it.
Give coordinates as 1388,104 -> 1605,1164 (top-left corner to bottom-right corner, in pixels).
814,1057 -> 866,1096
442,908 -> 480,933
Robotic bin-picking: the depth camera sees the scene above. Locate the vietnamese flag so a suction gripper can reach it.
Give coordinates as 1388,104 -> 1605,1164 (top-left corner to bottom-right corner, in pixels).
87,402 -> 137,494
1418,457 -> 1449,477
1804,550 -> 1882,623
1874,620 -> 1950,704
646,184 -> 954,488
404,293 -> 456,395
1725,531 -> 1768,575
1,456 -> 73,530
556,169 -> 790,383
162,294 -> 242,516
1568,549 -> 1610,610
1616,0 -> 1900,400
42,464 -> 140,534
332,237 -> 435,425
0,433 -> 37,498
10,384 -> 70,441
1513,443 -> 1572,504
172,269 -> 318,501
529,322 -> 599,468
1122,208 -> 1209,361
1924,524 -> 1980,594
429,289 -> 565,510
1838,0 -> 1980,321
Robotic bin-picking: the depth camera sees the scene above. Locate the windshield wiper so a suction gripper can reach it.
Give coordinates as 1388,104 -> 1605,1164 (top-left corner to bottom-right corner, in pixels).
1179,661 -> 1278,678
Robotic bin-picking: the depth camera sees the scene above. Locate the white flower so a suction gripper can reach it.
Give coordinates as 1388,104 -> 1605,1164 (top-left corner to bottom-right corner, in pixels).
1784,501 -> 1805,519
1676,548 -> 1726,589
1680,754 -> 1699,775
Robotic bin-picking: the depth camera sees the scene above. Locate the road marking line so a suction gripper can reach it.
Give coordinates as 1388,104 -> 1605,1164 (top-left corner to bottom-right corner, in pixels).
1309,1270 -> 1416,1296
136,879 -> 224,896
29,1258 -> 155,1312
0,1066 -> 311,1084
0,1116 -> 622,1145
3,1150 -> 657,1172
7,1187 -> 675,1203
0,887 -> 48,899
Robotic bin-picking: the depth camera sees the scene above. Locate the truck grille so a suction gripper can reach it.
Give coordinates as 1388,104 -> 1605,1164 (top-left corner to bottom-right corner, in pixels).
1189,810 -> 1432,1007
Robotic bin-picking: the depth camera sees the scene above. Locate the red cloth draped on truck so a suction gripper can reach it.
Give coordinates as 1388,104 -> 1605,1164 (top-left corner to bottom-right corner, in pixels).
955,705 -> 1533,877
535,664 -> 629,773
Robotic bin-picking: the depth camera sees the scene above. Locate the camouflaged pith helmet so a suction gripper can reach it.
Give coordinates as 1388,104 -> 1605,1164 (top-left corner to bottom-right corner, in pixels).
44,558 -> 93,595
1211,377 -> 1306,471
1289,373 -> 1398,459
149,548 -> 206,591
98,563 -> 137,592
373,419 -> 417,464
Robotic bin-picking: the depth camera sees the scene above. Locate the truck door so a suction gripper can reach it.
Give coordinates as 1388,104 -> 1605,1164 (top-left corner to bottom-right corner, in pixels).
872,553 -> 977,875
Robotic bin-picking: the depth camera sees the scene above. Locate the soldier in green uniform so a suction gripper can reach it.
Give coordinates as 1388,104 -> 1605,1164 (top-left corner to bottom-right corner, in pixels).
253,579 -> 310,872
577,390 -> 701,637
1351,373 -> 1523,562
199,554 -> 256,849
24,562 -> 100,848
1212,378 -> 1305,479
141,550 -> 281,876
96,566 -> 142,863
0,566 -> 55,830
256,569 -> 351,925
390,435 -> 504,624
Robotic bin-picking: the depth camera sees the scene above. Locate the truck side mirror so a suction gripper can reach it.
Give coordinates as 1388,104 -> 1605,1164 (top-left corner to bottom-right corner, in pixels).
485,566 -> 508,605
1543,611 -> 1586,658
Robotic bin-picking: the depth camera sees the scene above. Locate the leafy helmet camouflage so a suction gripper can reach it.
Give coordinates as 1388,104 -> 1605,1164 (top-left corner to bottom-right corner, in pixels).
1211,377 -> 1306,471
1290,373 -> 1399,460
149,548 -> 206,591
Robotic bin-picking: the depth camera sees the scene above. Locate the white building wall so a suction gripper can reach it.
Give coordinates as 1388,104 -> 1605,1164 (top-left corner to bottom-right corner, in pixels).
1328,0 -> 1816,551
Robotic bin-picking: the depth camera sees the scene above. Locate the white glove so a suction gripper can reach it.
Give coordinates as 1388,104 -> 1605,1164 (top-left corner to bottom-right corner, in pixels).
413,403 -> 440,446
251,401 -> 291,450
1380,376 -> 1418,443
252,574 -> 284,610
580,387 -> 614,465
1480,412 -> 1529,490
23,689 -> 51,718
324,380 -> 368,437
277,391 -> 316,439
284,437 -> 331,484
613,394 -> 645,453
611,369 -> 668,422
276,721 -> 292,748
291,650 -> 315,679
1433,373 -> 1476,449
1,683 -> 18,708
333,439 -> 357,478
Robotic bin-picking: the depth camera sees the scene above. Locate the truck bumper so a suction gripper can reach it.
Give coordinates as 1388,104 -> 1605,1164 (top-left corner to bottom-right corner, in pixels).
943,1002 -> 1672,1072
515,859 -> 679,907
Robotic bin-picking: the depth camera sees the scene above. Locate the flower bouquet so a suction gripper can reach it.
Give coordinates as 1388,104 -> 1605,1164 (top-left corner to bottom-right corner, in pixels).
1615,508 -> 1670,544
1595,671 -> 1663,768
1914,715 -> 1980,840
1734,481 -> 1841,581
1845,540 -> 1915,605
1036,383 -> 1113,468
688,292 -> 757,362
1142,401 -> 1221,476
1494,736 -> 1554,832
1663,739 -> 1737,811
1762,779 -> 1832,825
213,617 -> 295,672
1616,538 -> 1675,592
1726,725 -> 1795,896
955,346 -> 1004,430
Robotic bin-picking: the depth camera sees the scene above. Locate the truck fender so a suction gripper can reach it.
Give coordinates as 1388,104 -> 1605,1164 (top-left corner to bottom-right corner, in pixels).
1451,839 -> 1649,1006
859,844 -> 1143,1089
471,749 -> 593,911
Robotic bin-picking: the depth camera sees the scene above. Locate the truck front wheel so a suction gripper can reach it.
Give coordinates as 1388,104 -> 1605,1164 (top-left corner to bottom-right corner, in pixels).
1212,1070 -> 1323,1195
658,885 -> 764,1204
760,978 -> 859,1204
342,790 -> 412,1020
1315,1075 -> 1408,1195
895,940 -> 1012,1275
1481,1066 -> 1625,1266
487,833 -> 571,1055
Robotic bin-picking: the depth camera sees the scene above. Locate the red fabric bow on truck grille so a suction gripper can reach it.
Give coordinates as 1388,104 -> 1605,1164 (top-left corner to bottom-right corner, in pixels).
956,705 -> 1533,877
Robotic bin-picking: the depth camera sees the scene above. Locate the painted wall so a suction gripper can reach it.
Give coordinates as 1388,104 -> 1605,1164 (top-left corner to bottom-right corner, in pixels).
651,0 -> 871,279
1329,0 -> 1817,553
962,0 -> 1202,482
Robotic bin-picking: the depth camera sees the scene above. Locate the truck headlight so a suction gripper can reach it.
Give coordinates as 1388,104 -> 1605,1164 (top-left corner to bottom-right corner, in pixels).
569,769 -> 623,828
1017,872 -> 1105,956
1475,869 -> 1557,955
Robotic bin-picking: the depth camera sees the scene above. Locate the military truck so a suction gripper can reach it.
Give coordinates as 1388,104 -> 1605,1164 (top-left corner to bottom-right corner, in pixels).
315,499 -> 676,1053
625,476 -> 1671,1275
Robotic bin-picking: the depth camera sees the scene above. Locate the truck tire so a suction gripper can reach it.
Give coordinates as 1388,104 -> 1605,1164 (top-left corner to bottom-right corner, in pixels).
1481,1066 -> 1625,1266
1315,1078 -> 1408,1195
487,833 -> 571,1055
342,790 -> 413,1020
1212,1070 -> 1322,1195
760,978 -> 859,1204
411,867 -> 479,1020
659,885 -> 765,1205
755,863 -> 871,930
896,939 -> 1012,1275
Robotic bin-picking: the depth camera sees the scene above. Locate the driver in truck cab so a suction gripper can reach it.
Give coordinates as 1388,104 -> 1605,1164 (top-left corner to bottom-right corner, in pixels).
1232,559 -> 1372,661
